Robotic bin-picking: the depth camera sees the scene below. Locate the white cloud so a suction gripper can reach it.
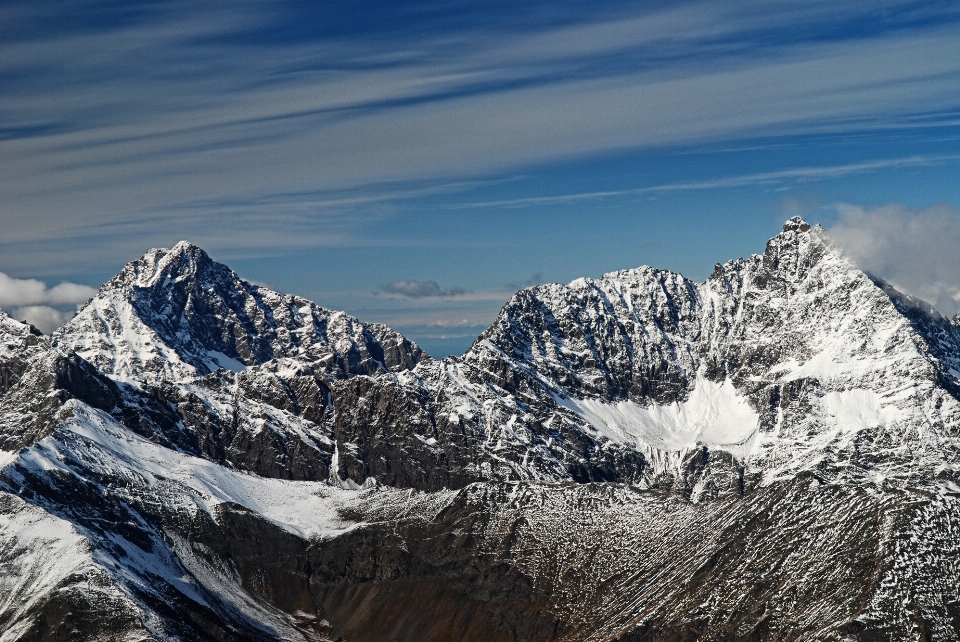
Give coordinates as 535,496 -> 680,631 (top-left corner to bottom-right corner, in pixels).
827,203 -> 960,318
0,272 -> 97,333
0,272 -> 97,308
9,305 -> 70,334
380,280 -> 467,298
0,272 -> 97,334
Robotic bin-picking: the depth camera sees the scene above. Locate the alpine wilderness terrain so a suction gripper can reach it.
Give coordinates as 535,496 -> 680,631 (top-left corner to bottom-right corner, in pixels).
1,217 -> 959,641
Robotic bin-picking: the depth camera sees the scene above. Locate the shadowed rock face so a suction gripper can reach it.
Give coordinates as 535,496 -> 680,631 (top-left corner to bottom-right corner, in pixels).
2,219 -> 960,640
329,370 -> 650,492
0,351 -> 122,451
0,351 -> 335,481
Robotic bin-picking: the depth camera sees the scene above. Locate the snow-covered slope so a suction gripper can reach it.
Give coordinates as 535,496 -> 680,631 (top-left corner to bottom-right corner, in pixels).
1,402 -> 347,641
0,491 -> 150,642
0,398 -> 459,641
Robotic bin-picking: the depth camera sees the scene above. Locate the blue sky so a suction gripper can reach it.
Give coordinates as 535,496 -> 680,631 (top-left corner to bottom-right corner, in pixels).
3,1 -> 960,353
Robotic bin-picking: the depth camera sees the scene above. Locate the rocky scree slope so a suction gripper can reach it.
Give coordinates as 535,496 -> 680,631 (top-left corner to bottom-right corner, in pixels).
1,219 -> 960,640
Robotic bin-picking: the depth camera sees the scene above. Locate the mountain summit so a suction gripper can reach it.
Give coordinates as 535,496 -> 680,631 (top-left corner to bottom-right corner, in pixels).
53,242 -> 425,384
2,221 -> 959,641
329,217 -> 960,494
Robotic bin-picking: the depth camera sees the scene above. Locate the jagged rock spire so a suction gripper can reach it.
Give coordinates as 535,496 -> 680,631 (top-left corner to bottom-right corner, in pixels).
782,216 -> 812,233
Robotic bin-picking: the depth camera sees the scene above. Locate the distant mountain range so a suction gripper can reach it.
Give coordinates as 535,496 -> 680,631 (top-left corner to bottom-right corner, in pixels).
2,218 -> 959,641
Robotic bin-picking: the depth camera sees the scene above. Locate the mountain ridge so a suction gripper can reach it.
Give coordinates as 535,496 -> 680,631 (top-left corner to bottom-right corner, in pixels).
327,217 -> 960,495
53,240 -> 425,385
2,218 -> 960,640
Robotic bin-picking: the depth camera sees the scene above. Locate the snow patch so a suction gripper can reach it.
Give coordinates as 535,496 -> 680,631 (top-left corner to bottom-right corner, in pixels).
0,450 -> 17,471
557,379 -> 758,452
769,353 -> 851,381
821,389 -> 903,431
17,403 -> 359,540
204,350 -> 247,372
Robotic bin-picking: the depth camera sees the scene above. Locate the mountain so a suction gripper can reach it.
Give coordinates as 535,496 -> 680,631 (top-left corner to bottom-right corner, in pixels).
0,310 -> 46,397
29,241 -> 428,481
331,217 -> 960,496
1,219 -> 959,641
53,240 -> 424,384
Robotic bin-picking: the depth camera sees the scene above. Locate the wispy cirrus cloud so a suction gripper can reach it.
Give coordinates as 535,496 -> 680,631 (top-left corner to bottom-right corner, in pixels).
450,154 -> 960,209
4,0 -> 960,268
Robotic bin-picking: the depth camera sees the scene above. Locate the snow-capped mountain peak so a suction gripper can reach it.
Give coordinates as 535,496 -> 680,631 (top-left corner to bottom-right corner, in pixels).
124,240 -> 216,289
53,242 -> 425,385
326,217 -> 960,495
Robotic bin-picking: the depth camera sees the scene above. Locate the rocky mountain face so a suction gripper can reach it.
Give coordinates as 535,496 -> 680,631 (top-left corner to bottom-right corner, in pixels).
54,240 -> 423,385
332,218 -> 960,497
1,219 -> 959,641
0,311 -> 46,397
13,241 -> 428,483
